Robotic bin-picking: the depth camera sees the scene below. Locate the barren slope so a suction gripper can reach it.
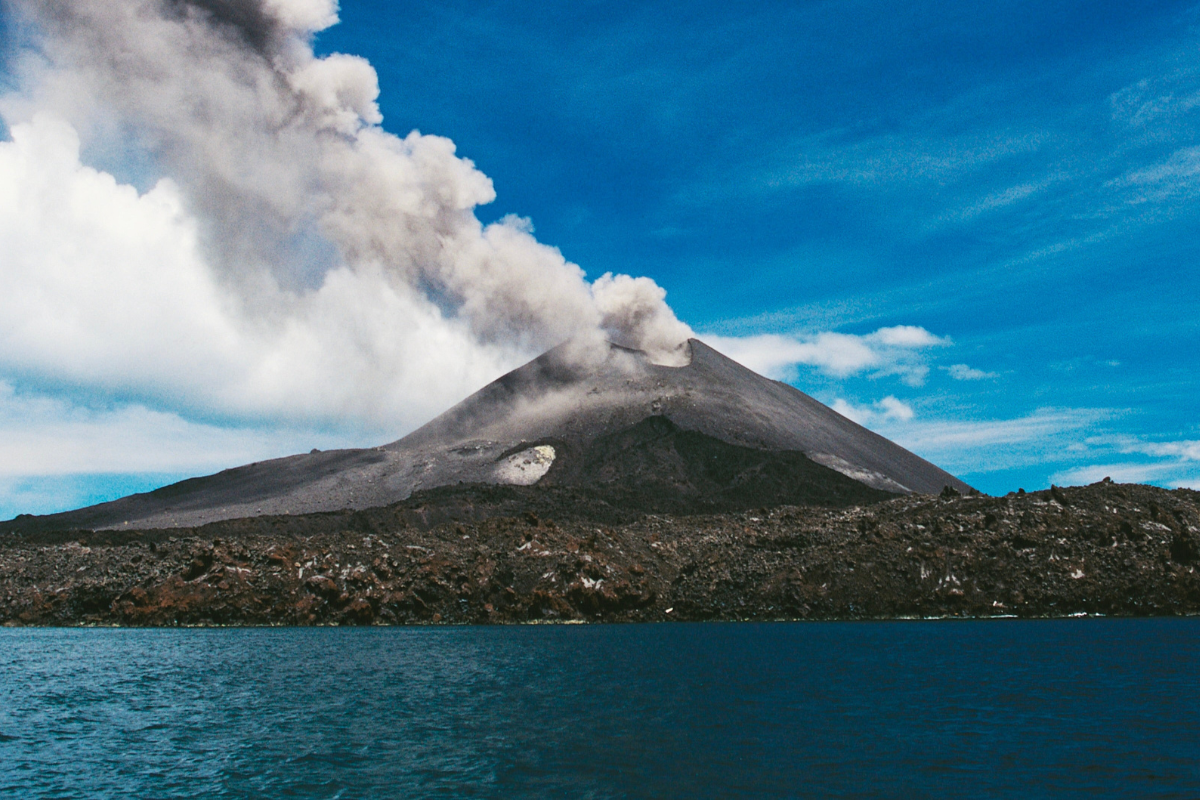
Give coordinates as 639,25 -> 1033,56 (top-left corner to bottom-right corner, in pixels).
2,339 -> 970,532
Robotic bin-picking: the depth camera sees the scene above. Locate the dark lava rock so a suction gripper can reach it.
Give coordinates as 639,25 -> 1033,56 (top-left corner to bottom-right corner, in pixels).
1170,531 -> 1199,565
3,481 -> 1199,626
540,416 -> 895,512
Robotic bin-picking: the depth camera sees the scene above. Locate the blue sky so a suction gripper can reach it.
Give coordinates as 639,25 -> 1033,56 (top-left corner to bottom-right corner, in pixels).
1,0 -> 1199,516
315,0 -> 1199,490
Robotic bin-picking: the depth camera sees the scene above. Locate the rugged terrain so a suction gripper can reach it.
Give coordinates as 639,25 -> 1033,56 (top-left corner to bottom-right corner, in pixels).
3,480 -> 1198,626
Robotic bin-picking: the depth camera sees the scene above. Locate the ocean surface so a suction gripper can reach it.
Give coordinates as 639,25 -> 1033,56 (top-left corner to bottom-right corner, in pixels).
1,620 -> 1198,799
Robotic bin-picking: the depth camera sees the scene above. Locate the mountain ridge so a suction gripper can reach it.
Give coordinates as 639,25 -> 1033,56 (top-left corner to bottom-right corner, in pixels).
1,338 -> 970,532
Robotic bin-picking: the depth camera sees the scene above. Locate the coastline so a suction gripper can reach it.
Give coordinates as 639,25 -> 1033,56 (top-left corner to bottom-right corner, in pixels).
3,482 -> 1198,627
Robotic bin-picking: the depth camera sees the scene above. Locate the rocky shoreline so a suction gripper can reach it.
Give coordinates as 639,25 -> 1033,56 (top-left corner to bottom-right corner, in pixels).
3,481 -> 1199,626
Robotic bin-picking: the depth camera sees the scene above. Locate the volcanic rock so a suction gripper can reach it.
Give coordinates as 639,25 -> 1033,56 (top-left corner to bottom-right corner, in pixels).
1,339 -> 969,532
4,482 -> 1199,626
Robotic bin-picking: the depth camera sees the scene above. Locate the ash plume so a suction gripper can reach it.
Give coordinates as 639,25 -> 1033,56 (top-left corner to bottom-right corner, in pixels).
0,0 -> 691,431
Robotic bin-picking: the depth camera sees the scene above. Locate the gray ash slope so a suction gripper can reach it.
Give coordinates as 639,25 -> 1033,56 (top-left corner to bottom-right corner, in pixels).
3,339 -> 970,532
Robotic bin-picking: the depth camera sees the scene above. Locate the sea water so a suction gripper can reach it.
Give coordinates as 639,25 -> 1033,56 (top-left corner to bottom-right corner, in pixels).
1,619 -> 1197,798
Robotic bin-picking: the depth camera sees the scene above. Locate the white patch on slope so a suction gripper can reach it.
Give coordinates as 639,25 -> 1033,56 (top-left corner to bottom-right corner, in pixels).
809,453 -> 911,494
494,445 -> 557,486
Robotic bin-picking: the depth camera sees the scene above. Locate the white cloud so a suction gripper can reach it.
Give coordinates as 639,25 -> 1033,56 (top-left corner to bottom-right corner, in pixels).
1049,435 -> 1200,489
1109,145 -> 1200,204
0,0 -> 694,448
701,325 -> 948,385
1050,462 -> 1200,489
1109,71 -> 1200,129
0,377 -> 383,517
759,129 -> 1044,190
832,395 -> 915,425
863,407 -> 1116,475
1139,441 -> 1200,460
893,409 -> 1101,448
825,399 -> 1169,490
0,115 -> 528,430
944,363 -> 997,380
867,412 -> 1200,491
869,325 -> 946,348
830,402 -> 1199,490
0,0 -> 702,518
262,0 -> 340,33
823,398 -> 1200,491
1081,434 -> 1200,462
958,182 -> 1044,214
0,380 -> 350,478
933,175 -> 1067,228
876,395 -> 916,422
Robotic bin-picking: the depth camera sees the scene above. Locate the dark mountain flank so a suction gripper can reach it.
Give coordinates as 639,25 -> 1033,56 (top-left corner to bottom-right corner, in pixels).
1,339 -> 969,533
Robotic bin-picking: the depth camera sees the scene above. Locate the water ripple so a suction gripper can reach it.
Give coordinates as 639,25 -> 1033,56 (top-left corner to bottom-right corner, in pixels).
0,620 -> 1198,798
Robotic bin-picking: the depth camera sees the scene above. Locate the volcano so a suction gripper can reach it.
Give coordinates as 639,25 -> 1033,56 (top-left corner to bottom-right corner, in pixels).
3,339 -> 971,531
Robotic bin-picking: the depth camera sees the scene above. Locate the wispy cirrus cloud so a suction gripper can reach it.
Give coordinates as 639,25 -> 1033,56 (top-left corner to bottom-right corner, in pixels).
756,127 -> 1046,191
844,402 -> 1199,491
930,172 -> 1072,229
684,27 -> 1200,279
1108,145 -> 1200,205
1109,68 -> 1200,131
944,363 -> 997,381
1051,435 -> 1200,490
1052,462 -> 1200,490
847,405 -> 1118,480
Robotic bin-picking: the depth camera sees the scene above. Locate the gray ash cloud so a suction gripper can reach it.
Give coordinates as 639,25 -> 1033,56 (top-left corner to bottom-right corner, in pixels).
0,0 -> 692,431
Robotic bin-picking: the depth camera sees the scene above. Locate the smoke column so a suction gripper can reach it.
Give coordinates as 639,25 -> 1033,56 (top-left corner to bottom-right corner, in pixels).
0,0 -> 692,432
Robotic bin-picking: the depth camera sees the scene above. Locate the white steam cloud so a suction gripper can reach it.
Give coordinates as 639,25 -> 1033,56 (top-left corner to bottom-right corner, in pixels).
0,0 -> 692,432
